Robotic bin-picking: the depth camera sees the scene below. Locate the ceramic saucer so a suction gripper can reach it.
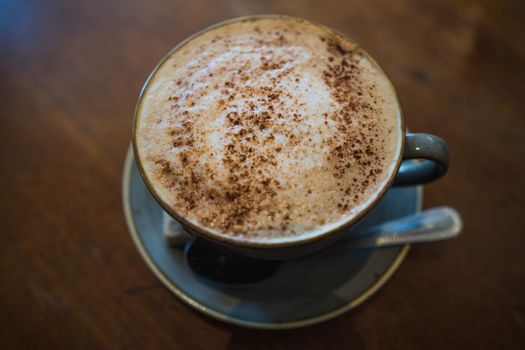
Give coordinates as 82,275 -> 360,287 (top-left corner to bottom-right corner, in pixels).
122,147 -> 421,329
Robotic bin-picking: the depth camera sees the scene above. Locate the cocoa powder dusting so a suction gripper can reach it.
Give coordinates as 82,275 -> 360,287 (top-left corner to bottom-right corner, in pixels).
320,35 -> 386,211
138,18 -> 398,241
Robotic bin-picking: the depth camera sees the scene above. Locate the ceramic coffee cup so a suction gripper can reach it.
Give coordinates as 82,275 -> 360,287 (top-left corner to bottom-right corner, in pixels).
132,15 -> 449,260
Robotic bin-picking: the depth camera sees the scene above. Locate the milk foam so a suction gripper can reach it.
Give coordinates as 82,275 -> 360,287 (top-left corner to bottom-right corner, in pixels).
135,17 -> 402,244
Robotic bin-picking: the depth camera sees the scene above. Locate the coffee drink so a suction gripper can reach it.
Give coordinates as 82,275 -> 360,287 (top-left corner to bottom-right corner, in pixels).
134,17 -> 402,244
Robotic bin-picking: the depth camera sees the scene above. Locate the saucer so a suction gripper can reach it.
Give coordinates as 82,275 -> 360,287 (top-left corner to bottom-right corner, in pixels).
122,147 -> 422,329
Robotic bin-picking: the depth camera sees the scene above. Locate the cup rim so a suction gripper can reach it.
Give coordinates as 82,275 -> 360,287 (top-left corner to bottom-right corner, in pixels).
132,14 -> 406,250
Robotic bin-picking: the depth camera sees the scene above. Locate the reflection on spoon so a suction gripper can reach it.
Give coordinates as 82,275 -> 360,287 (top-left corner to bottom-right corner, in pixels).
347,206 -> 462,249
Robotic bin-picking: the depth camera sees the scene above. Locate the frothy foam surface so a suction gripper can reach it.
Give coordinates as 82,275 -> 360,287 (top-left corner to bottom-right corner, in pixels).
135,17 -> 402,244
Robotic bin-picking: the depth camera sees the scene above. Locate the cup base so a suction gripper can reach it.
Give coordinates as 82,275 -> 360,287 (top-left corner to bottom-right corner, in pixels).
184,239 -> 280,284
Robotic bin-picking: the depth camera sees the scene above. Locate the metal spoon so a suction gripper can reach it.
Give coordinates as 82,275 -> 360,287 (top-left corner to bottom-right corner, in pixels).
346,206 -> 463,249
183,206 -> 463,283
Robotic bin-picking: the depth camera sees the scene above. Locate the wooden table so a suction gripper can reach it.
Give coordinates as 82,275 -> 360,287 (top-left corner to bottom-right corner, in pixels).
2,0 -> 524,348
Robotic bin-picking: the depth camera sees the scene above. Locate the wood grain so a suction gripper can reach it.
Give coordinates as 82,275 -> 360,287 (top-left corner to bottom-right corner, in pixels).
1,0 -> 524,348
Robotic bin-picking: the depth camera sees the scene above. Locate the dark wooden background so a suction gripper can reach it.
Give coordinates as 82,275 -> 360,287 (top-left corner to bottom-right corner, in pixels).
2,0 -> 524,348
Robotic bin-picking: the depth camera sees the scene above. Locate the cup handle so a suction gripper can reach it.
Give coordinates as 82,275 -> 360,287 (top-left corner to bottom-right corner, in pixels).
393,133 -> 449,186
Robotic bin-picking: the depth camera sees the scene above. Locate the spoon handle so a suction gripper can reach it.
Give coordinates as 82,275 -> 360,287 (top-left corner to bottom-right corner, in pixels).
349,207 -> 463,249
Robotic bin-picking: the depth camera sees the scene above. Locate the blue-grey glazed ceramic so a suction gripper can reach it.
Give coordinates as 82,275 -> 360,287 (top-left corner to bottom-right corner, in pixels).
123,148 -> 422,329
131,16 -> 448,260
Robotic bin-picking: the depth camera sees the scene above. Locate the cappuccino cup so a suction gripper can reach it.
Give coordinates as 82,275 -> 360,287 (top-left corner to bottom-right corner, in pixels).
132,15 -> 449,259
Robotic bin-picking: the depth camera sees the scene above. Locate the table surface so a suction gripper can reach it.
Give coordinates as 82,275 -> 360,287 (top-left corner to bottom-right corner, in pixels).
2,0 -> 524,348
